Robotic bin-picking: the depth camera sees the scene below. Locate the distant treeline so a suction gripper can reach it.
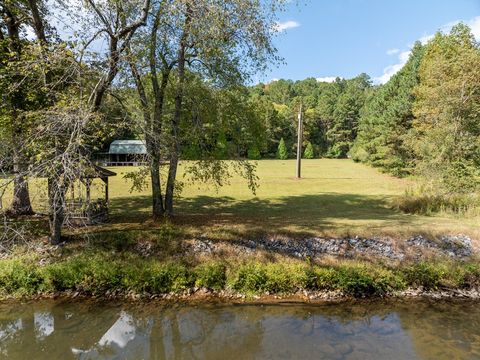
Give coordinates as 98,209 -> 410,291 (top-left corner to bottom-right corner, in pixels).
95,23 -> 479,195
242,24 -> 480,196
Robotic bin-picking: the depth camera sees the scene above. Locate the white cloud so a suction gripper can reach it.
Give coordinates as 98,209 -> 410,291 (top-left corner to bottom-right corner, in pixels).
316,76 -> 338,83
374,50 -> 411,85
374,16 -> 480,85
469,16 -> 480,40
386,48 -> 400,55
274,20 -> 300,33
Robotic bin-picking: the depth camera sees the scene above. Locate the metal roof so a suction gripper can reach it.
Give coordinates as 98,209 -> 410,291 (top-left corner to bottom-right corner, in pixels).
108,140 -> 147,154
83,165 -> 117,179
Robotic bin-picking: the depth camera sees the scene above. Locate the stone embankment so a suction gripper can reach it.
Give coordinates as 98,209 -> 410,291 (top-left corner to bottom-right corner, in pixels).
191,234 -> 476,260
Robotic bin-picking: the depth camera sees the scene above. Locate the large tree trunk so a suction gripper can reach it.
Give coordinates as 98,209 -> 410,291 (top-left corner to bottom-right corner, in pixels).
11,148 -> 33,216
128,43 -> 168,219
149,70 -> 170,218
150,155 -> 164,218
3,7 -> 33,215
165,7 -> 190,215
48,177 -> 65,245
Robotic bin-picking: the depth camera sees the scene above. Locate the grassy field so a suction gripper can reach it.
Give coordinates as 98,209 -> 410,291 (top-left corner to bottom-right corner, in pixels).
2,159 -> 480,300
86,159 -> 478,239
6,159 -> 479,239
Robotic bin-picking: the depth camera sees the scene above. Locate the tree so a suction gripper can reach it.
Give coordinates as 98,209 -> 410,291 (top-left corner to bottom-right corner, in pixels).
327,74 -> 371,158
303,141 -> 314,159
409,24 -> 480,193
127,0 -> 285,216
0,1 -> 50,215
0,0 -> 151,243
277,138 -> 288,160
83,0 -> 150,110
247,145 -> 261,160
351,43 -> 425,176
264,79 -> 294,104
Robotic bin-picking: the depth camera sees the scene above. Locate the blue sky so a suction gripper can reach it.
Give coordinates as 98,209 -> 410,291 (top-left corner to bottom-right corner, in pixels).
262,0 -> 480,84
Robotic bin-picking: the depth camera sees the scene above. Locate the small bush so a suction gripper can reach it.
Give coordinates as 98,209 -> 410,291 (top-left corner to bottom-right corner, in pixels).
44,257 -> 87,291
230,263 -> 268,293
335,265 -> 403,297
277,138 -> 288,160
303,142 -> 315,159
313,267 -> 338,290
0,259 -> 44,295
401,263 -> 445,290
141,262 -> 193,293
247,145 -> 261,160
195,262 -> 226,290
264,264 -> 296,293
459,263 -> 480,288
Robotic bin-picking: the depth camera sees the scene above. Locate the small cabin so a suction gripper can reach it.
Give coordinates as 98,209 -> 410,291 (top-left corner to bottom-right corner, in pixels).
95,140 -> 147,166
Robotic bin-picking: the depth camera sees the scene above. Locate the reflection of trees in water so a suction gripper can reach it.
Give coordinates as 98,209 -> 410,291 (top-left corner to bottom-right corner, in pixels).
0,300 -> 479,359
395,300 -> 480,360
0,300 -> 123,359
0,301 -> 266,360
146,304 -> 265,359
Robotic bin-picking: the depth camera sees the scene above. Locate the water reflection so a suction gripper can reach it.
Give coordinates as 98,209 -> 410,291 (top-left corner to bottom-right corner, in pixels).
0,299 -> 479,359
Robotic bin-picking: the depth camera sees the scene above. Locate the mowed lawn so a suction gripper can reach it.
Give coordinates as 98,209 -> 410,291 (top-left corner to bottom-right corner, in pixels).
5,159 -> 478,239
99,159 -> 478,239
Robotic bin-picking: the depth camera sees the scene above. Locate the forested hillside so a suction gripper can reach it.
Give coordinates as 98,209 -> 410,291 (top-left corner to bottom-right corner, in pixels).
246,24 -> 480,205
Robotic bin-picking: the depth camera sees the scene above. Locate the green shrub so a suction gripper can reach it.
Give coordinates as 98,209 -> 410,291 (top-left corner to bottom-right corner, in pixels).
247,145 -> 261,160
0,259 -> 45,295
140,262 -> 193,293
195,262 -> 227,290
459,263 -> 480,288
303,141 -> 315,159
264,264 -> 296,293
335,266 -> 403,297
309,267 -> 339,290
78,256 -> 125,294
230,263 -> 268,292
401,263 -> 445,290
277,138 -> 288,160
43,257 -> 87,291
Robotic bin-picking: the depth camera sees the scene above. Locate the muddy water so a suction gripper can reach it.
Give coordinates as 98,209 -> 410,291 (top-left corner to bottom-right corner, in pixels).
0,299 -> 479,359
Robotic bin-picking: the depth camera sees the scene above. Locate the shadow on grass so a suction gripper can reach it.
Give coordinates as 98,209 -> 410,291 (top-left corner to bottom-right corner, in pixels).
106,192 -> 414,238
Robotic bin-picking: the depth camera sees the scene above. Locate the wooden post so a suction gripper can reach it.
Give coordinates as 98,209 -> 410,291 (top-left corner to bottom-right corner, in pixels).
296,103 -> 303,179
85,179 -> 91,204
104,178 -> 109,203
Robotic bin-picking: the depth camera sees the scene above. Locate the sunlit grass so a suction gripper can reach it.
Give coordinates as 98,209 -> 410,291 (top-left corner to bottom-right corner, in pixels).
4,159 -> 480,240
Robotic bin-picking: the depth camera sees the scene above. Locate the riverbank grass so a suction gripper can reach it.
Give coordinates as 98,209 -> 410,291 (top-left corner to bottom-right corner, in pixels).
1,251 -> 479,299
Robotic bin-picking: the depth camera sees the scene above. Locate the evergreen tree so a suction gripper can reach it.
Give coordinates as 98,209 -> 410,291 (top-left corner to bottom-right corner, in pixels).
351,43 -> 425,176
247,144 -> 261,160
303,141 -> 315,159
277,138 -> 288,159
327,74 -> 371,158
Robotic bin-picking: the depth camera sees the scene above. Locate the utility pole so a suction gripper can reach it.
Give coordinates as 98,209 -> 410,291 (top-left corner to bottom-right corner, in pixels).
296,103 -> 303,179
